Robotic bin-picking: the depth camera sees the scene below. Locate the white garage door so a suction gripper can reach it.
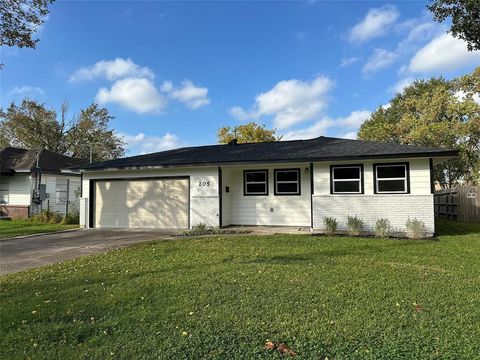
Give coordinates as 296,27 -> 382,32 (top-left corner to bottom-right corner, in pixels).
94,178 -> 189,229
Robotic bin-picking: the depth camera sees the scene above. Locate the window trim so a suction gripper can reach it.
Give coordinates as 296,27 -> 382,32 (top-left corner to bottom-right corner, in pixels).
373,162 -> 410,194
330,164 -> 364,195
274,168 -> 301,196
243,169 -> 269,196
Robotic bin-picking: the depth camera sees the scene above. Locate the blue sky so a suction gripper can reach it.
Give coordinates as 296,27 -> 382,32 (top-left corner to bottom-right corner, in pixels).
2,1 -> 479,155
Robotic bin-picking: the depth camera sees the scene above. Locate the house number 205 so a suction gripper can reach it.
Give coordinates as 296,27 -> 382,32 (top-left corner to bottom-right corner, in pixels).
198,181 -> 210,187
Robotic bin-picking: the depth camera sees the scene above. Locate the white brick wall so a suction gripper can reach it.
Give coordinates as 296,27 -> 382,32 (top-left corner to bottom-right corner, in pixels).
313,195 -> 435,235
313,158 -> 435,235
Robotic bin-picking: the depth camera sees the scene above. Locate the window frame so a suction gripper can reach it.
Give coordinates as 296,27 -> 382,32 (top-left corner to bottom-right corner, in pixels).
373,162 -> 410,194
274,168 -> 301,196
243,170 -> 269,196
330,164 -> 364,195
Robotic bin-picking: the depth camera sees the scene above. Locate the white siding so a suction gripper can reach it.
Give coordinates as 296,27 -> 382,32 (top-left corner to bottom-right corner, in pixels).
313,158 -> 435,235
222,163 -> 311,227
81,167 -> 219,228
0,174 -> 32,206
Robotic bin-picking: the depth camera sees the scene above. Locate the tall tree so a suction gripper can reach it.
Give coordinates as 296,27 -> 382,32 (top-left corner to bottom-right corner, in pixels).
0,0 -> 54,49
0,100 -> 125,161
358,68 -> 480,186
217,122 -> 282,144
428,0 -> 480,51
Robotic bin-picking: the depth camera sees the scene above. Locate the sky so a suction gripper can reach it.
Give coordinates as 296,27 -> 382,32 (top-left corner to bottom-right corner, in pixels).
1,1 -> 480,155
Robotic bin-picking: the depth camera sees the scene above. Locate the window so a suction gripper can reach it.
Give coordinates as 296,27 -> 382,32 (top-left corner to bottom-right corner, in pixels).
244,170 -> 268,195
330,165 -> 363,194
55,178 -> 69,204
374,163 -> 409,194
274,169 -> 300,195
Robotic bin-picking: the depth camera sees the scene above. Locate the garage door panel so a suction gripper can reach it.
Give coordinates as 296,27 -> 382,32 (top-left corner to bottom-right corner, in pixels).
94,178 -> 189,229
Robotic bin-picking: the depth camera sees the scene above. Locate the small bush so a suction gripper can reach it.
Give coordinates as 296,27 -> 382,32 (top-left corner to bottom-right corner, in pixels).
347,215 -> 365,236
31,210 -> 62,224
375,218 -> 392,237
323,217 -> 338,236
405,218 -> 426,239
62,210 -> 79,225
190,222 -> 209,235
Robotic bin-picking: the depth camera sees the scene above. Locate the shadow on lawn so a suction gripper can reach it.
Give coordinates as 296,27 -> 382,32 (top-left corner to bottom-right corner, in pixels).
435,219 -> 480,236
236,247 -> 383,265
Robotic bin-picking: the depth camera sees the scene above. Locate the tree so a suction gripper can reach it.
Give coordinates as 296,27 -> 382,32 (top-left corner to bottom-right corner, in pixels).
217,122 -> 283,144
1,0 -> 54,49
428,0 -> 480,51
358,68 -> 480,186
0,100 -> 126,161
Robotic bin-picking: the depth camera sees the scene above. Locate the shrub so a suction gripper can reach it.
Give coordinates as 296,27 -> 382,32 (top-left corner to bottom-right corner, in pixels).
31,209 -> 62,224
189,222 -> 211,236
374,218 -> 392,237
323,217 -> 338,236
62,210 -> 80,225
347,215 -> 365,236
405,218 -> 426,239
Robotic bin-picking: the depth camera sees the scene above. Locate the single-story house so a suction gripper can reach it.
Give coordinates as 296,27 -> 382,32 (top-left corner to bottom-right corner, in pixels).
75,136 -> 457,236
0,147 -> 87,219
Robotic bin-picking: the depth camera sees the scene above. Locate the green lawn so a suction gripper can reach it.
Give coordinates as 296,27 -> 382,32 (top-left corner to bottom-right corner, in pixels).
0,220 -> 78,239
1,220 -> 479,359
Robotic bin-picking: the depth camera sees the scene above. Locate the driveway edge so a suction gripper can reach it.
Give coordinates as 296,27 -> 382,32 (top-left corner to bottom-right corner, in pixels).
0,228 -> 83,242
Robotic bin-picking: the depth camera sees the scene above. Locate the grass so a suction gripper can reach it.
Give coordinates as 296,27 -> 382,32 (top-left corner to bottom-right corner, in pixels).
1,219 -> 479,359
0,219 -> 78,239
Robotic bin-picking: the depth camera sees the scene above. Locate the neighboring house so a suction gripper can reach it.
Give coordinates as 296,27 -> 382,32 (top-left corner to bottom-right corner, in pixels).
0,147 -> 87,219
75,136 -> 457,236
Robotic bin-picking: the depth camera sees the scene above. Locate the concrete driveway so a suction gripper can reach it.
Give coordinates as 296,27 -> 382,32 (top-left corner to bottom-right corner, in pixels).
0,229 -> 174,275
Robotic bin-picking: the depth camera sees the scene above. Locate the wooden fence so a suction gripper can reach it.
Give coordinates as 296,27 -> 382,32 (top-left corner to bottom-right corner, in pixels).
434,186 -> 480,222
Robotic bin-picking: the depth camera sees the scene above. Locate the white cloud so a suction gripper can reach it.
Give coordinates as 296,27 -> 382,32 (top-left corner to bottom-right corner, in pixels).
338,110 -> 372,127
339,56 -> 362,67
388,77 -> 416,94
9,86 -> 45,99
408,33 -> 480,73
349,5 -> 399,43
454,91 -> 480,105
283,118 -> 335,140
96,77 -> 166,114
339,131 -> 357,140
120,132 -> 180,155
362,49 -> 398,74
230,76 -> 334,129
70,58 -> 154,82
162,80 -> 210,109
283,110 -> 370,140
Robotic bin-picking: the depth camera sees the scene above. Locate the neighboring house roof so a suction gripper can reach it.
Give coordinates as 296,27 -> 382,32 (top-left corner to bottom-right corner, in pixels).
76,136 -> 457,171
0,147 -> 88,175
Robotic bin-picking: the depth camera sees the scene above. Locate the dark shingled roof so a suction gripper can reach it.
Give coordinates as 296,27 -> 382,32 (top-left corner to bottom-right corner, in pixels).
0,147 -> 88,174
77,136 -> 457,171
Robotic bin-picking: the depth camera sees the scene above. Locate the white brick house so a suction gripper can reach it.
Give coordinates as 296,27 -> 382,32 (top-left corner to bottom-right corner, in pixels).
75,136 -> 456,236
